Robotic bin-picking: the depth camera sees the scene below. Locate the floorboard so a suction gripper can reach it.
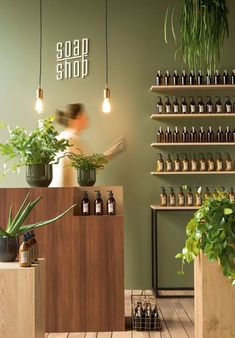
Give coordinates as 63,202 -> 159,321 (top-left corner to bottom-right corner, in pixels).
68,333 -> 85,338
47,334 -> 69,338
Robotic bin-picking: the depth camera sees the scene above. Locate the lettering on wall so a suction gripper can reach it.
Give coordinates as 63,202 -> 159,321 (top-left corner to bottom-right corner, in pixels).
56,38 -> 89,80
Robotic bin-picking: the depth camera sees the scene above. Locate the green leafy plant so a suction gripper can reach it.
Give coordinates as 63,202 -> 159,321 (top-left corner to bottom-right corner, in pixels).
164,0 -> 229,70
0,193 -> 76,237
0,116 -> 69,173
68,152 -> 108,170
176,190 -> 235,285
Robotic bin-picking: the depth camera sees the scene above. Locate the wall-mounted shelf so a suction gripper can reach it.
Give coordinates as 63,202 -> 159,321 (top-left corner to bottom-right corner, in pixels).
151,205 -> 199,210
151,113 -> 235,119
151,171 -> 235,175
151,142 -> 235,147
150,85 -> 235,93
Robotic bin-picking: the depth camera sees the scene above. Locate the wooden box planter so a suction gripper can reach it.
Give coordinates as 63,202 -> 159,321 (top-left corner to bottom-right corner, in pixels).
195,252 -> 235,338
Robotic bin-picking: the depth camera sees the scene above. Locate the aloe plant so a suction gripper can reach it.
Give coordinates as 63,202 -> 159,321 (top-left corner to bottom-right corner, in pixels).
0,193 -> 76,237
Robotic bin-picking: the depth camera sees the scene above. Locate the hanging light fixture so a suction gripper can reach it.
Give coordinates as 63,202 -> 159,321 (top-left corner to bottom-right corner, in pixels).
102,0 -> 111,114
35,0 -> 43,114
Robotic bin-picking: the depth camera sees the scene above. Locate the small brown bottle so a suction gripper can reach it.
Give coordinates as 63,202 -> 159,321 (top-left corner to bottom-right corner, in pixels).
28,232 -> 35,263
156,127 -> 164,143
160,187 -> 167,206
199,153 -> 207,171
30,231 -> 38,262
195,187 -> 202,207
165,153 -> 173,172
168,187 -> 176,206
165,126 -> 172,143
207,153 -> 215,171
81,191 -> 90,215
191,153 -> 198,172
225,153 -> 232,171
204,187 -> 211,200
174,153 -> 181,172
173,127 -> 181,143
186,187 -> 194,206
107,191 -> 116,215
216,153 -> 223,171
178,187 -> 185,206
94,191 -> 103,215
182,153 -> 189,172
156,153 -> 164,172
19,234 -> 31,267
207,127 -> 214,142
228,187 -> 235,203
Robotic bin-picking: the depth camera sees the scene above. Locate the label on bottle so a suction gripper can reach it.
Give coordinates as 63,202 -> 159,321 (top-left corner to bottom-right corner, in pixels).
230,195 -> 235,202
183,162 -> 189,171
226,162 -> 232,171
200,162 -> 206,171
96,203 -> 101,213
190,105 -> 196,113
157,104 -> 163,113
199,105 -> 204,113
182,105 -> 187,113
226,104 -> 232,113
187,196 -> 193,205
108,203 -> 114,213
175,162 -> 180,171
196,195 -> 202,206
83,203 -> 89,213
161,196 -> 167,206
173,105 -> 179,113
191,162 -> 197,171
166,105 -> 171,113
207,105 -> 213,113
216,105 -> 222,113
169,196 -> 176,206
217,162 -> 223,171
166,162 -> 172,171
157,162 -> 164,171
20,251 -> 29,264
179,196 -> 185,206
208,161 -> 215,170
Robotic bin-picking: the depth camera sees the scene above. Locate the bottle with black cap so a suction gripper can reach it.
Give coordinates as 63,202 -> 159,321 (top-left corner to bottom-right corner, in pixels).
198,96 -> 205,113
197,70 -> 203,85
173,96 -> 179,114
207,126 -> 214,142
156,70 -> 163,86
181,96 -> 188,114
215,96 -> 222,113
233,128 -> 235,142
206,70 -> 212,85
186,187 -> 194,206
156,153 -> 164,172
206,96 -> 213,114
174,153 -> 181,172
173,70 -> 179,85
107,191 -> 116,215
189,70 -> 195,85
182,126 -> 189,143
81,191 -> 90,215
214,70 -> 221,85
160,187 -> 167,206
178,187 -> 185,206
198,126 -> 205,142
195,187 -> 202,207
199,153 -> 207,171
231,70 -> 235,85
182,153 -> 189,172
191,153 -> 198,171
173,126 -> 180,143
216,153 -> 223,171
165,126 -> 172,143
156,97 -> 163,113
165,153 -> 173,172
217,126 -> 224,142
207,153 -> 215,171
225,96 -> 232,113
189,96 -> 196,114
94,191 -> 103,215
181,70 -> 187,85
204,187 -> 211,200
223,69 -> 229,85
225,153 -> 232,171
164,70 -> 170,85
190,127 -> 197,142
169,187 -> 176,206
19,234 -> 31,267
225,126 -> 232,142
165,96 -> 171,114
228,187 -> 235,203
156,127 -> 164,143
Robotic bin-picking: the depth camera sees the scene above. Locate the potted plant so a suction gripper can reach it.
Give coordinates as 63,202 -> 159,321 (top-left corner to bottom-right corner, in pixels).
67,152 -> 108,186
164,0 -> 229,70
0,193 -> 75,262
176,189 -> 235,285
0,117 -> 69,187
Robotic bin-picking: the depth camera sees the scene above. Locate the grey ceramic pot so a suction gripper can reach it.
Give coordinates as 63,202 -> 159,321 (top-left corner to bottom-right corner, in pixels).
26,164 -> 53,187
0,236 -> 19,262
77,168 -> 96,186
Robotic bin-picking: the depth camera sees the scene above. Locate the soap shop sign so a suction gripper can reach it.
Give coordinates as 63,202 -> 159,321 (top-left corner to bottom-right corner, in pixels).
56,38 -> 89,80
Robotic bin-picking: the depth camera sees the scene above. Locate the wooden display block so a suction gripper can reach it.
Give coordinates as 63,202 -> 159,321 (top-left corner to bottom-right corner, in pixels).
194,252 -> 235,338
0,259 -> 45,338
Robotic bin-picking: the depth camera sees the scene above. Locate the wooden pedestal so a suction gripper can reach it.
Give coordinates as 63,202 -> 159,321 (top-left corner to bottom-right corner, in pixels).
0,259 -> 45,338
194,252 -> 235,338
0,187 -> 125,333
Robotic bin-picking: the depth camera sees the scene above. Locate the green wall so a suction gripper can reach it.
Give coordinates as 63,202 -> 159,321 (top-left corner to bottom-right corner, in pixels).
0,0 -> 235,288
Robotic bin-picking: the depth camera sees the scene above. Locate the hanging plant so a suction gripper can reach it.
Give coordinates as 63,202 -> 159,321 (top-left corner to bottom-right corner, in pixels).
164,0 -> 229,71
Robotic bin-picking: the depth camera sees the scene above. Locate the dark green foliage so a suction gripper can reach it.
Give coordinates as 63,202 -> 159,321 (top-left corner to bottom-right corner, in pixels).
68,152 -> 108,170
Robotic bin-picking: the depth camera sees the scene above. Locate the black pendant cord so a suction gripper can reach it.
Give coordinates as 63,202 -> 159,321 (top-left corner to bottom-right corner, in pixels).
105,0 -> 109,86
38,0 -> 43,88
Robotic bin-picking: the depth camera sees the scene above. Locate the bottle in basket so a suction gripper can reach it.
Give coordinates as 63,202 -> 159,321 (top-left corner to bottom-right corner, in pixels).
145,302 -> 152,330
151,305 -> 159,330
134,302 -> 143,331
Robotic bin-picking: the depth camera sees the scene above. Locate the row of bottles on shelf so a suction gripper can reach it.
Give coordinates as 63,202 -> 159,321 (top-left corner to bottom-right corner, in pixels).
81,190 -> 116,215
155,69 -> 235,86
156,153 -> 232,172
156,96 -> 235,114
19,231 -> 38,267
160,186 -> 235,207
133,301 -> 160,331
156,126 -> 235,143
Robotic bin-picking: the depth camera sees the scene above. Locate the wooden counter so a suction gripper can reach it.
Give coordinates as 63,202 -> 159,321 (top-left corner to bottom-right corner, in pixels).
0,187 -> 124,333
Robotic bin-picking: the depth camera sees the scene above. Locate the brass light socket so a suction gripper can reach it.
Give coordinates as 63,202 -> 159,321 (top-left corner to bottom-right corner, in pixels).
36,88 -> 43,99
103,87 -> 110,99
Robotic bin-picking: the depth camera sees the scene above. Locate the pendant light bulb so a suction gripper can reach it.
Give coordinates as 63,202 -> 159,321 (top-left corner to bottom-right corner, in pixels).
102,87 -> 111,113
35,88 -> 43,114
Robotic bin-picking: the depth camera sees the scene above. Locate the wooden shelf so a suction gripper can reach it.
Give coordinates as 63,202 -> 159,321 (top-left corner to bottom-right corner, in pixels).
151,171 -> 235,175
151,205 -> 199,210
151,142 -> 235,147
151,113 -> 235,119
150,84 -> 235,92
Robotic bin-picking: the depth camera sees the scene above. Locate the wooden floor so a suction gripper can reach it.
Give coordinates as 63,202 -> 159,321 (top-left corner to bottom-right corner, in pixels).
46,290 -> 194,338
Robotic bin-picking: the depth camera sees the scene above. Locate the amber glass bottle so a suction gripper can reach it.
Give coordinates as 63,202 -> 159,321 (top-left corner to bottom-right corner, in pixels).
215,153 -> 223,171
81,191 -> 90,215
225,153 -> 232,171
174,153 -> 181,172
228,187 -> 235,203
156,153 -> 164,172
160,187 -> 167,206
168,187 -> 176,206
94,191 -> 103,215
178,187 -> 185,206
19,234 -> 31,267
107,191 -> 116,215
186,187 -> 194,206
165,153 -> 173,172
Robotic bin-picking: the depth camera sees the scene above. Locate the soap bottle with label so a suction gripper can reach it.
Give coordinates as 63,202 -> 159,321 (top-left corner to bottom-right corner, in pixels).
189,96 -> 196,114
190,127 -> 197,142
206,96 -> 213,113
94,191 -> 103,215
156,153 -> 164,172
189,70 -> 195,85
156,127 -> 164,143
216,153 -> 223,171
225,153 -> 232,171
204,187 -> 211,200
186,187 -> 194,206
168,187 -> 176,206
173,70 -> 179,86
215,96 -> 222,113
207,126 -> 214,142
195,187 -> 202,207
160,187 -> 167,206
174,153 -> 181,172
182,126 -> 189,143
223,69 -> 229,84
225,126 -> 232,142
181,96 -> 188,114
165,96 -> 171,114
165,153 -> 173,172
182,153 -> 189,172
199,153 -> 207,171
164,70 -> 171,85
178,187 -> 185,206
228,187 -> 235,203
28,232 -> 35,263
214,70 -> 221,85
156,70 -> 163,86
107,191 -> 116,215
81,191 -> 90,215
197,70 -> 203,85
173,126 -> 181,143
165,126 -> 172,143
19,234 -> 31,267
181,70 -> 187,85
225,96 -> 232,113
206,70 -> 212,85
191,153 -> 198,171
31,231 -> 38,262
207,153 -> 215,171
198,96 -> 205,113
217,126 -> 224,142
156,97 -> 163,113
198,126 -> 206,142
173,96 -> 179,114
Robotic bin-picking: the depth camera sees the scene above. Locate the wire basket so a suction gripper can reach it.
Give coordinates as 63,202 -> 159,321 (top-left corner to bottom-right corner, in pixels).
131,292 -> 162,331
